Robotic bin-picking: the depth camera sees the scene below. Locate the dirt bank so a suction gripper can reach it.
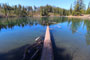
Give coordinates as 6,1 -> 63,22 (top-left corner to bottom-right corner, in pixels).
67,15 -> 90,20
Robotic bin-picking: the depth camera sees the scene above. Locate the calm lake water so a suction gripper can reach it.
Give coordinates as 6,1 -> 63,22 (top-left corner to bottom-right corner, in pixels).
0,17 -> 90,60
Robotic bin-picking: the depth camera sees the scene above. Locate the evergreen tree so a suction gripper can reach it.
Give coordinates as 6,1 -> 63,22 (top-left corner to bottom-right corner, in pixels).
3,4 -> 8,16
86,2 -> 90,14
21,6 -> 27,17
34,6 -> 37,11
14,5 -> 17,14
70,4 -> 72,14
74,0 -> 85,15
40,6 -> 49,16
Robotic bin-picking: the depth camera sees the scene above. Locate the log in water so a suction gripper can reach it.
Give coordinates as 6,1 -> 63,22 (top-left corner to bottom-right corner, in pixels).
41,26 -> 54,60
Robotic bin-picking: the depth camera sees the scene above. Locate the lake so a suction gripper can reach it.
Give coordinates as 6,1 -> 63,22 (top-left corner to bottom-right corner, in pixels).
0,17 -> 90,60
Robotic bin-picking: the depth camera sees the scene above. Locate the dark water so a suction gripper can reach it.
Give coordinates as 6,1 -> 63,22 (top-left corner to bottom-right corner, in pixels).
0,17 -> 90,60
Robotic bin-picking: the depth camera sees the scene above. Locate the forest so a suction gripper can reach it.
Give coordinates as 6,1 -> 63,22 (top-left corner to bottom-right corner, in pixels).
0,0 -> 90,17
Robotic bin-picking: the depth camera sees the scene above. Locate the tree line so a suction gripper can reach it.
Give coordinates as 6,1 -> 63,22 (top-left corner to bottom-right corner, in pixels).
0,0 -> 90,17
0,4 -> 70,17
70,0 -> 90,15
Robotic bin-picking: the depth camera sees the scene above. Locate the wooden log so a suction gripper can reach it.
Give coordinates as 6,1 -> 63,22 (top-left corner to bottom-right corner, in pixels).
41,26 -> 53,60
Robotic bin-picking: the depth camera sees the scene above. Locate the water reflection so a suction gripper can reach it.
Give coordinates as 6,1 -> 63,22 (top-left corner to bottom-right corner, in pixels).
50,30 -> 72,60
0,17 -> 90,60
84,20 -> 90,45
0,17 -> 90,46
68,18 -> 82,33
68,18 -> 90,46
0,17 -> 68,31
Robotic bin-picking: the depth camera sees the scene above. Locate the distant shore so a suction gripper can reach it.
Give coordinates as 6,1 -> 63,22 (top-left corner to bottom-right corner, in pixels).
66,15 -> 90,20
32,14 -> 90,20
0,14 -> 90,20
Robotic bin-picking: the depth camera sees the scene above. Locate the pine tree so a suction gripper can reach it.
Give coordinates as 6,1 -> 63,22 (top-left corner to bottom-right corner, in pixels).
86,2 -> 90,14
74,0 -> 85,15
70,4 -> 72,14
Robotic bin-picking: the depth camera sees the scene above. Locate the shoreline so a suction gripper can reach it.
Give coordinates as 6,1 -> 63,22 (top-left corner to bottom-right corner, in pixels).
66,15 -> 90,20
32,15 -> 90,20
0,15 -> 90,20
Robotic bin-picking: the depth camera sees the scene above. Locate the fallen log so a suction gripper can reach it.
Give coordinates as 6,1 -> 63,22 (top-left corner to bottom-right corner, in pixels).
23,35 -> 44,60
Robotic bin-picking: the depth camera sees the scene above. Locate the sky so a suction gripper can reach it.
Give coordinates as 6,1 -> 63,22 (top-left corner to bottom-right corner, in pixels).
0,0 -> 90,9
